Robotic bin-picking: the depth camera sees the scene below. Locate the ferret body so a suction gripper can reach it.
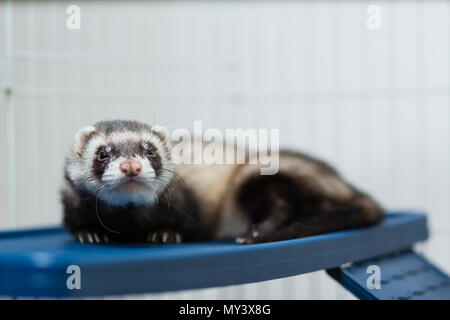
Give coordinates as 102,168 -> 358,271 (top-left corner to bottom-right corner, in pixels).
62,120 -> 383,244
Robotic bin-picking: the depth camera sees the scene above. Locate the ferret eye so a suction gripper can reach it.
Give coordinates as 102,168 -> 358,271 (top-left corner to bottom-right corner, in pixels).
147,148 -> 156,158
98,151 -> 109,161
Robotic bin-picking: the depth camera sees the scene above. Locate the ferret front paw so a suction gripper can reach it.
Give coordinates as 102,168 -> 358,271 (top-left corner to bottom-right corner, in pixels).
74,230 -> 110,244
236,229 -> 261,245
146,231 -> 182,244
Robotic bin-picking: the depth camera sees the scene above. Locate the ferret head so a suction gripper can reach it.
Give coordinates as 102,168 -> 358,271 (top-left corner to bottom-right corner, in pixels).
65,120 -> 173,206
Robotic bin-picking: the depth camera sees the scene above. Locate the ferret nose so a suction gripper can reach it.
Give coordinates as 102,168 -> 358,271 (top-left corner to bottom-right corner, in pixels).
119,159 -> 142,177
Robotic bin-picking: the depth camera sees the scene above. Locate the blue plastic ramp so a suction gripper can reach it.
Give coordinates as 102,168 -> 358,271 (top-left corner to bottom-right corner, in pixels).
327,250 -> 450,300
0,212 -> 429,297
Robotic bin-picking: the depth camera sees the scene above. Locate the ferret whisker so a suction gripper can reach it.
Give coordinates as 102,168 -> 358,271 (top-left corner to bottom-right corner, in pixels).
171,204 -> 197,224
95,191 -> 121,234
157,171 -> 186,187
159,118 -> 185,128
159,188 -> 172,209
153,180 -> 172,201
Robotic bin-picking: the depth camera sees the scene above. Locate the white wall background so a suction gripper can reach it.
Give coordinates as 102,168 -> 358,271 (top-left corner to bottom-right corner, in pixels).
0,0 -> 449,299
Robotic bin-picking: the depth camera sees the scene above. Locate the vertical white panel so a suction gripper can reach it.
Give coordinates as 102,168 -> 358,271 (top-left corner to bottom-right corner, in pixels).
49,1 -> 62,222
391,1 -> 419,89
365,2 -> 391,91
0,1 -> 6,229
26,1 -> 40,226
0,3 -> 5,228
422,2 -> 449,88
4,0 -> 16,229
334,100 -> 364,185
334,2 -> 360,93
422,98 -> 450,227
0,91 -> 9,229
390,100 -> 422,209
363,100 -> 394,205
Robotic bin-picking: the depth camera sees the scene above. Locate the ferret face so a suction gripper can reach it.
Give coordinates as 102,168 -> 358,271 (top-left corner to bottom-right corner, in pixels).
66,120 -> 173,206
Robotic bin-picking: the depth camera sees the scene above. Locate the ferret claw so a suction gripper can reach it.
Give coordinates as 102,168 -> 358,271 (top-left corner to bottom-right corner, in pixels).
236,225 -> 265,244
93,233 -> 100,243
235,236 -> 256,245
75,231 -> 110,244
146,231 -> 182,244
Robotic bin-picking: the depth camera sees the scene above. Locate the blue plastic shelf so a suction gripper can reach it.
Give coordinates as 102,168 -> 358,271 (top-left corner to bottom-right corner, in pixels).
0,212 -> 429,298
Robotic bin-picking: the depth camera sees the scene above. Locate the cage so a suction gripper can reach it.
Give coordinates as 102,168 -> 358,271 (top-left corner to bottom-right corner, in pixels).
0,0 -> 449,299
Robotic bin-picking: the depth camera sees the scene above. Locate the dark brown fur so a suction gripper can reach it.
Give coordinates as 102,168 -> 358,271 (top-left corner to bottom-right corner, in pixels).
234,171 -> 383,243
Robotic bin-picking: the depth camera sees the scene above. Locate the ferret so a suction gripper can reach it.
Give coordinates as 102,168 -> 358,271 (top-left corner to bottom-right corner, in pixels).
62,120 -> 384,244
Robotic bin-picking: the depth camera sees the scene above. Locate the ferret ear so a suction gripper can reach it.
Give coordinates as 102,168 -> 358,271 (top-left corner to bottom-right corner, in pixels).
151,125 -> 171,146
73,125 -> 96,158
